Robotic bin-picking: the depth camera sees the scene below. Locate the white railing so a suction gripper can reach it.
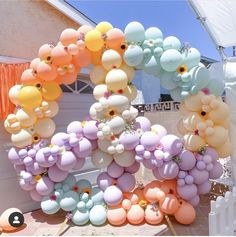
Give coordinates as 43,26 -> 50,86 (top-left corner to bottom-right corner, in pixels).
209,186 -> 236,236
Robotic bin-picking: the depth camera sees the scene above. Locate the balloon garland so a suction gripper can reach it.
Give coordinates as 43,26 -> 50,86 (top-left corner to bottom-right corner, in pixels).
4,21 -> 231,226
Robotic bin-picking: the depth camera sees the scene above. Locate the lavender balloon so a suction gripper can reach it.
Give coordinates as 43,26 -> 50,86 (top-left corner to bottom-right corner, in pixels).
134,116 -> 151,132
103,185 -> 123,206
36,148 -> 57,167
135,145 -> 145,155
97,172 -> 113,191
125,161 -> 140,174
82,120 -> 98,140
152,167 -> 165,181
26,162 -> 45,175
209,162 -> 223,179
197,180 -> 211,195
48,165 -> 68,182
67,121 -> 83,135
177,183 -> 197,200
189,168 -> 209,184
143,154 -> 158,169
14,164 -> 26,174
72,138 -> 92,158
107,161 -> 124,178
56,151 -> 77,171
72,158 -> 85,170
205,147 -> 218,163
160,134 -> 183,156
179,150 -> 196,171
117,172 -> 136,192
51,132 -> 70,147
8,147 -> 22,165
188,195 -> 200,207
158,160 -> 179,179
140,131 -> 160,151
30,189 -> 43,202
19,179 -> 35,191
36,176 -> 54,196
119,132 -> 139,150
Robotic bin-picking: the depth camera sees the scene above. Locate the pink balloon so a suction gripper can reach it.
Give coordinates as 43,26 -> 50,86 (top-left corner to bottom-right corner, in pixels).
107,161 -> 124,178
67,121 -> 83,135
160,135 -> 183,156
90,139 -> 98,150
205,147 -> 219,163
117,172 -> 136,192
134,117 -> 151,132
97,172 -> 113,191
51,132 -> 69,146
72,137 -> 92,158
30,189 -> 43,202
119,132 -> 139,150
82,121 -> 98,140
36,176 -> 54,196
48,165 -> 68,182
140,131 -> 160,151
72,48 -> 91,67
125,161 -> 140,174
26,162 -> 45,175
19,179 -> 35,191
56,151 -> 77,171
72,158 -> 85,170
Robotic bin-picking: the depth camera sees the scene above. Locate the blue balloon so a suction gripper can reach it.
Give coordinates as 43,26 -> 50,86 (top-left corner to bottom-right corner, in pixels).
72,209 -> 89,225
124,45 -> 144,67
207,79 -> 225,96
77,201 -> 86,211
124,21 -> 145,43
41,195 -> 60,215
91,187 -> 104,205
160,49 -> 183,72
62,174 -> 76,188
76,179 -> 92,194
145,27 -> 163,40
163,36 -> 181,50
86,199 -> 94,209
60,191 -> 79,211
89,205 -> 107,226
159,70 -> 178,90
80,192 -> 89,202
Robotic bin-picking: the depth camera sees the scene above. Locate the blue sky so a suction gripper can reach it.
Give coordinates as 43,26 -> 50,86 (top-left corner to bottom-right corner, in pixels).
66,0 -> 222,60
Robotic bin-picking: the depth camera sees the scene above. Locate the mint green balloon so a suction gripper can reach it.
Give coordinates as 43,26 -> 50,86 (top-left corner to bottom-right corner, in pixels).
54,183 -> 62,190
170,87 -> 183,102
154,47 -> 163,58
160,70 -> 178,90
91,187 -> 104,205
143,48 -> 152,64
77,201 -> 86,211
55,189 -> 64,199
86,199 -> 94,209
72,209 -> 89,225
144,56 -> 162,75
62,174 -> 76,188
62,184 -> 70,192
190,66 -> 210,90
89,205 -> 107,226
76,179 -> 92,194
163,36 -> 181,50
160,49 -> 183,72
124,45 -> 144,67
41,196 -> 60,214
207,79 -> 225,96
145,27 -> 163,40
182,48 -> 201,70
80,192 -> 89,202
124,21 -> 145,43
60,191 -> 79,211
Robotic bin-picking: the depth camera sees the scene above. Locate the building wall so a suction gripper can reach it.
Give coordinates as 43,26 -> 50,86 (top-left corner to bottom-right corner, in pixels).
0,0 -> 80,60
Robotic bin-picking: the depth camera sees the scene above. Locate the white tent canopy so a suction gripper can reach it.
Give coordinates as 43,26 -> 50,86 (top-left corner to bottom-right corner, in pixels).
189,0 -> 236,49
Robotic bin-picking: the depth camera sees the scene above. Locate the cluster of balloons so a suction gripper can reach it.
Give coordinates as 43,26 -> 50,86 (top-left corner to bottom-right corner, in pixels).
107,180 -> 196,225
4,21 -> 230,227
177,91 -> 231,157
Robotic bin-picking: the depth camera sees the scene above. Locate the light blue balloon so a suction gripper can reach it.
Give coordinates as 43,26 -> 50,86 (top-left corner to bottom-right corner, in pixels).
207,79 -> 225,96
163,36 -> 181,50
62,184 -> 70,192
76,179 -> 92,194
160,49 -> 183,72
86,199 -> 94,209
80,192 -> 89,202
91,187 -> 104,205
41,196 -> 60,215
54,183 -> 62,190
190,85 -> 199,94
72,209 -> 89,225
159,70 -> 178,90
145,27 -> 163,40
124,21 -> 145,43
124,45 -> 144,67
55,189 -> 64,199
170,87 -> 183,102
182,48 -> 201,70
77,201 -> 86,211
60,191 -> 79,211
143,55 -> 162,75
89,205 -> 107,226
62,174 -> 76,188
143,48 -> 152,64
180,90 -> 190,100
154,47 -> 163,58
190,66 -> 210,90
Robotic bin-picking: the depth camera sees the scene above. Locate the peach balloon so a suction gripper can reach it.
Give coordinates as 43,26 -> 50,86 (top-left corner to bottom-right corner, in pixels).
107,205 -> 127,226
123,85 -> 137,101
143,181 -> 165,203
51,45 -> 72,66
123,192 -> 139,205
105,69 -> 128,91
127,204 -> 145,225
38,44 -> 53,61
36,61 -> 57,81
145,204 -> 164,225
67,44 -> 79,55
72,48 -> 91,67
208,102 -> 230,124
184,134 -> 206,152
55,72 -> 78,85
182,112 -> 202,132
78,25 -> 93,36
90,65 -> 107,85
8,85 -> 22,105
122,199 -> 132,210
206,126 -> 228,148
30,58 -> 41,71
60,28 -> 79,46
106,28 -> 125,49
174,201 -> 196,225
179,103 -> 189,115
21,69 -> 38,85
133,188 -> 145,201
159,194 -> 179,215
184,91 -> 204,112
177,119 -> 188,135
119,64 -> 135,82
91,50 -> 102,65
161,180 -> 177,195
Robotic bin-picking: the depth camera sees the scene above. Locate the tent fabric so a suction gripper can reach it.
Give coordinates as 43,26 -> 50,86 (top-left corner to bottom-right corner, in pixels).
189,0 -> 236,48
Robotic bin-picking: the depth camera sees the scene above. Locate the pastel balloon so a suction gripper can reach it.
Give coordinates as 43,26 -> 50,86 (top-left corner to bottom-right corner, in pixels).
160,70 -> 178,90
145,204 -> 164,224
189,66 -> 210,90
140,131 -> 160,151
56,151 -> 77,171
18,86 -> 42,109
89,205 -> 107,225
114,150 -> 135,167
188,195 -> 200,207
83,121 -> 98,140
197,180 -> 211,194
108,116 -> 125,135
90,65 -> 106,85
105,69 -> 128,91
73,137 -> 92,158
72,158 -> 85,170
144,56 -> 162,76
174,202 -> 196,225
51,45 -> 72,66
177,184 -> 197,200
102,49 -> 122,70
72,48 -> 91,67
182,48 -> 201,70
124,45 -> 143,67
48,165 -> 68,182
107,161 -> 124,178
125,161 -> 140,174
206,126 -> 228,148
134,116 -> 151,131
36,176 -> 54,196
151,124 -> 167,140
108,94 -> 129,112
159,194 -> 179,214
72,209 -> 89,225
60,191 -> 79,211
207,79 -> 225,96
91,187 -> 104,205
46,101 -> 59,118
67,121 -> 83,134
215,138 -> 232,158
209,162 -> 223,179
11,129 -> 33,148
123,84 -> 138,101
208,101 -> 229,124
160,49 -> 182,72
96,21 -> 113,34
160,134 -> 183,155
60,28 -> 79,46
152,168 -> 165,181
124,21 -> 145,43
91,49 -> 102,65
107,205 -> 126,225
119,131 -> 139,150
41,195 -> 60,214
36,61 -> 57,81
184,91 -> 203,111
127,204 -> 145,224
78,25 -> 93,35
9,85 -> 22,105
189,168 -> 209,185
92,149 -> 113,168
179,150 -> 196,170
103,185 -> 123,206
30,189 -> 43,202
85,29 -> 103,52
117,172 -> 136,192
34,118 -> 56,138
145,27 -> 163,40
184,134 -> 205,152
41,82 -> 62,101
19,179 -> 35,191
21,69 -> 38,85
159,161 -> 179,179
163,36 -> 181,50
120,64 -> 135,82
97,172 -> 113,191
106,28 -> 125,49
16,108 -> 37,127
93,84 -> 108,100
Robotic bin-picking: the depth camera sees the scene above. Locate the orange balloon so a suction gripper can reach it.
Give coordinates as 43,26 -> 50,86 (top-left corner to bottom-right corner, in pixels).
36,61 -> 58,81
174,201 -> 196,225
91,50 -> 102,65
38,44 -> 53,61
60,28 -> 79,46
145,204 -> 164,225
51,45 -> 72,66
159,194 -> 180,215
161,180 -> 177,195
127,204 -> 145,225
107,205 -> 127,226
72,48 -> 91,67
106,28 -> 125,49
55,72 -> 78,85
21,69 -> 38,85
30,58 -> 41,71
133,188 -> 145,201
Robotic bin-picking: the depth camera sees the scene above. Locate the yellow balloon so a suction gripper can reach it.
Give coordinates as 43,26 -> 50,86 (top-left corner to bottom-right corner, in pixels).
120,64 -> 135,82
102,49 -> 122,70
8,85 -> 22,105
184,91 -> 204,112
182,112 -> 202,132
46,101 -> 59,118
215,138 -> 232,158
123,84 -> 137,101
206,126 -> 228,148
16,108 -> 37,127
177,119 -> 188,135
11,129 -> 33,148
41,82 -> 62,101
105,69 -> 128,91
96,21 -> 113,34
18,86 -> 42,109
90,65 -> 107,85
93,84 -> 108,100
184,134 -> 206,152
85,29 -> 104,52
34,118 -> 56,138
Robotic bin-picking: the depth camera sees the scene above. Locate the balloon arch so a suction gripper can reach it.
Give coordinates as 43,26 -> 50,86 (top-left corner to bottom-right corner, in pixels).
4,21 -> 231,226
